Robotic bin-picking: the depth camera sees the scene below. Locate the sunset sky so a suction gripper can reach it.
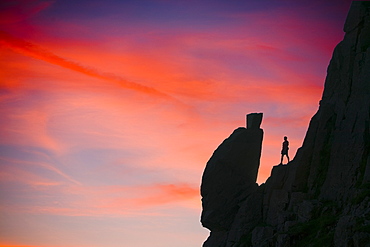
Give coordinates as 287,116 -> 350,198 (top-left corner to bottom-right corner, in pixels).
0,0 -> 353,246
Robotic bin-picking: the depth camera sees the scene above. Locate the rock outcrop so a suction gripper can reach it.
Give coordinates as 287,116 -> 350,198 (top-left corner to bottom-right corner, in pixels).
201,113 -> 263,246
200,2 -> 370,246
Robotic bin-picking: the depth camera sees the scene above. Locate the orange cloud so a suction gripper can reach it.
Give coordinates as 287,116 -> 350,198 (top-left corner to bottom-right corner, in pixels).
0,31 -> 176,100
0,174 -> 200,217
91,183 -> 200,214
132,183 -> 199,207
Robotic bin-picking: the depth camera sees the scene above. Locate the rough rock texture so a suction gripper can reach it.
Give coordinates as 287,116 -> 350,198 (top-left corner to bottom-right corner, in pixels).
201,113 -> 264,246
200,2 -> 370,246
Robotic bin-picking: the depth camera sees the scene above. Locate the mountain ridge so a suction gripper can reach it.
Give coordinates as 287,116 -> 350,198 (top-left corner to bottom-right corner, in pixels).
200,2 -> 370,246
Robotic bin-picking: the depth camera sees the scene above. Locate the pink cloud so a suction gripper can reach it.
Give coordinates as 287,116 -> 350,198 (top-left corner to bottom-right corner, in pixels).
1,179 -> 200,217
0,104 -> 64,153
131,183 -> 199,207
0,156 -> 80,186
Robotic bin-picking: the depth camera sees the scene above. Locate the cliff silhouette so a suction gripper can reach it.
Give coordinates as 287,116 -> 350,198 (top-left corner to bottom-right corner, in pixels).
200,2 -> 370,247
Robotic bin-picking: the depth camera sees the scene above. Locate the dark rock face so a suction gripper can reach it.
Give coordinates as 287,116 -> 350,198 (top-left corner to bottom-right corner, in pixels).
200,2 -> 370,246
246,113 -> 263,129
201,114 -> 264,245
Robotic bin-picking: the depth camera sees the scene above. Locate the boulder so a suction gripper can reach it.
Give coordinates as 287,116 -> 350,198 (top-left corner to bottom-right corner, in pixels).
201,114 -> 263,233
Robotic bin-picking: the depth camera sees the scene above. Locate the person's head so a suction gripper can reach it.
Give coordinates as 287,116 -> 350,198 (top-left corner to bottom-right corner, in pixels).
284,136 -> 288,141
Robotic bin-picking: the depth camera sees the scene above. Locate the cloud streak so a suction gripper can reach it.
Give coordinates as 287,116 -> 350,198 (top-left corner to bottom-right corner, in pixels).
0,31 -> 177,100
0,156 -> 81,185
0,178 -> 199,217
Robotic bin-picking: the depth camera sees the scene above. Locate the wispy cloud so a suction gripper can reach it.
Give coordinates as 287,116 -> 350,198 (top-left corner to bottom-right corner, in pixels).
0,31 -> 177,100
0,180 -> 199,217
0,156 -> 80,185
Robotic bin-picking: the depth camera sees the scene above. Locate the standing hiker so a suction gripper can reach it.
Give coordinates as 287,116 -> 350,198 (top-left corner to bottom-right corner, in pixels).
280,136 -> 290,164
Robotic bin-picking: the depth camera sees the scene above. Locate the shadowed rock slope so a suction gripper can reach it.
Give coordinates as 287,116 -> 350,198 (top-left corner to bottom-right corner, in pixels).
200,2 -> 370,246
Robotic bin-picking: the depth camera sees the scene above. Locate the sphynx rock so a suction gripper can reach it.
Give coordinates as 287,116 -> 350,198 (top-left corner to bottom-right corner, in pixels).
201,113 -> 264,244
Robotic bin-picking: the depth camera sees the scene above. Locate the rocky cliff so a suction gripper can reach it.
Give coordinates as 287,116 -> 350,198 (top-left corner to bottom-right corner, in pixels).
200,2 -> 370,246
201,113 -> 263,236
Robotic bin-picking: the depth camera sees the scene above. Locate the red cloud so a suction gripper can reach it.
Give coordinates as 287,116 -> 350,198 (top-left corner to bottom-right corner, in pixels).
96,183 -> 200,213
132,183 -> 199,207
0,31 -> 175,100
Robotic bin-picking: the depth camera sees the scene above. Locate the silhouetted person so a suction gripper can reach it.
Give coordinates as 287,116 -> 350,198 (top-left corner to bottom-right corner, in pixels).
280,136 -> 290,164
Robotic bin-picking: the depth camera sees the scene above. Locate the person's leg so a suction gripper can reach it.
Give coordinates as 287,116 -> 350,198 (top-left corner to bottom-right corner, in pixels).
280,154 -> 283,164
287,154 -> 290,163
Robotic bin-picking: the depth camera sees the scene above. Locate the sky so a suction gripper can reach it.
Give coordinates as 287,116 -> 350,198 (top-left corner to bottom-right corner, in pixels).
0,0 -> 353,246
